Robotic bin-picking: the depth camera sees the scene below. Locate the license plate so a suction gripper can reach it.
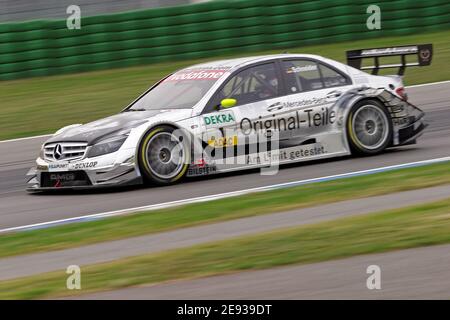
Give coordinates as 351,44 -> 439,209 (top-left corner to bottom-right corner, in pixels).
41,171 -> 90,188
48,172 -> 76,182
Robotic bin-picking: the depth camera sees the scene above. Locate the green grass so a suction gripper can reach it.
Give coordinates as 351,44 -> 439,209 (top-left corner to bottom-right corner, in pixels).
2,197 -> 450,299
1,161 -> 450,259
0,30 -> 449,140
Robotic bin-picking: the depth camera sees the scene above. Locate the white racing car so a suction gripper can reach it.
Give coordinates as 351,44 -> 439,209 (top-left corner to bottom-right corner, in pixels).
27,44 -> 432,191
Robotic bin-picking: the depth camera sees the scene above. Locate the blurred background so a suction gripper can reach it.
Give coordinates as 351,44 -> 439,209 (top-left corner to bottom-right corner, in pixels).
0,0 -> 450,300
1,0 -> 448,141
0,0 -> 196,22
0,0 -> 448,80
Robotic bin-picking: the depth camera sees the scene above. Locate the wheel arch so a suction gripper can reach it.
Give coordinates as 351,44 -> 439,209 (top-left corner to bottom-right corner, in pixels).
130,122 -> 180,177
336,88 -> 393,151
344,97 -> 393,154
134,121 -> 194,183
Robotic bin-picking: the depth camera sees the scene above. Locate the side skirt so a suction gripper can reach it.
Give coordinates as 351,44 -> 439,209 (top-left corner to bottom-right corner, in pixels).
187,144 -> 350,177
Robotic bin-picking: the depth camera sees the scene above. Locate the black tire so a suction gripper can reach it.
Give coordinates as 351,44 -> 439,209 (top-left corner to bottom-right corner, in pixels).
138,125 -> 190,185
346,99 -> 393,155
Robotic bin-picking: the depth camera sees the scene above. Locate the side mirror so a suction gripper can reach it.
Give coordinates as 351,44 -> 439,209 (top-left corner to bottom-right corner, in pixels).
220,98 -> 237,109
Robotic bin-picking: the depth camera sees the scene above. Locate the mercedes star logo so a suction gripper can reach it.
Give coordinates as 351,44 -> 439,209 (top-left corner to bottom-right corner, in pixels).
54,144 -> 63,160
420,49 -> 431,61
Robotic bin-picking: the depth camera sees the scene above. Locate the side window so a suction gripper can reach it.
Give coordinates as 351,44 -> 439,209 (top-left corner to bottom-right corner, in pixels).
282,60 -> 350,94
211,63 -> 281,108
282,60 -> 323,93
319,64 -> 350,88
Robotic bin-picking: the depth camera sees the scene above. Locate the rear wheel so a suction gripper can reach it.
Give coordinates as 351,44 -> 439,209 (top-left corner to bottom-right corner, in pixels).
138,126 -> 189,185
347,99 -> 392,155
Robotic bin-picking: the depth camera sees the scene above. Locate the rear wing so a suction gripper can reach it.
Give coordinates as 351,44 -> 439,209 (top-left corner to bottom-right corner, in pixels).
346,44 -> 432,76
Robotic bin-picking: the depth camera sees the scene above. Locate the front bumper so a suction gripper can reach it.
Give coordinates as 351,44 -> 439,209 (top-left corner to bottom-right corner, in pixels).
26,148 -> 143,191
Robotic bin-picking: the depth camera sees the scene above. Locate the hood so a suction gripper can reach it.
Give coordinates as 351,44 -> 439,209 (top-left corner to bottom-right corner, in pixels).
46,109 -> 193,145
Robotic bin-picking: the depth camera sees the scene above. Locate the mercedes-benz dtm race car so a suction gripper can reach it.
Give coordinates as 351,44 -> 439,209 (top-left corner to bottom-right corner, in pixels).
27,44 -> 432,191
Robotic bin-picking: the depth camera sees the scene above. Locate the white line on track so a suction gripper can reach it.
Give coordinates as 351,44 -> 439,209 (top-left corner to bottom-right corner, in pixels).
0,134 -> 52,144
0,80 -> 449,144
1,156 -> 449,234
406,79 -> 450,89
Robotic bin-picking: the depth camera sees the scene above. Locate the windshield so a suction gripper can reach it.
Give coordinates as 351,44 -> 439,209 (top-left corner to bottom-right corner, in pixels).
128,69 -> 228,110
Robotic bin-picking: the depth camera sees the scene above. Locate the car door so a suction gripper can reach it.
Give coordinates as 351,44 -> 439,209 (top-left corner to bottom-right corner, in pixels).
277,58 -> 353,152
200,61 -> 287,168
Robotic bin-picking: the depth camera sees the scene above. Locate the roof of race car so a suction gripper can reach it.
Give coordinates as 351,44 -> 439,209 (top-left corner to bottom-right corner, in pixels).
183,54 -> 327,71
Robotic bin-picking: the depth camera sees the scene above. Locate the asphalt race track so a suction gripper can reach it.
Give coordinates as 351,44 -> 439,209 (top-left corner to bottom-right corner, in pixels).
0,82 -> 449,230
74,244 -> 450,299
1,184 -> 449,281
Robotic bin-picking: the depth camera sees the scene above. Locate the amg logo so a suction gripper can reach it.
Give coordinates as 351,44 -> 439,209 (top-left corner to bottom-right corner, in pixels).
50,173 -> 75,181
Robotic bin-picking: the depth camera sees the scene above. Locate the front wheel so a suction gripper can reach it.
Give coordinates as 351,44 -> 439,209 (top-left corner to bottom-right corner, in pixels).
138,126 -> 190,185
347,99 -> 393,155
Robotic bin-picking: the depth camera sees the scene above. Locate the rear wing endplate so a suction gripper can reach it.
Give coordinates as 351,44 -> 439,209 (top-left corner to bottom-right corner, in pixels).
346,44 -> 432,76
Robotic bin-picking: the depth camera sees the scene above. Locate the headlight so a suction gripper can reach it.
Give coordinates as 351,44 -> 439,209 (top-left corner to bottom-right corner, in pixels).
87,135 -> 128,158
39,145 -> 45,159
